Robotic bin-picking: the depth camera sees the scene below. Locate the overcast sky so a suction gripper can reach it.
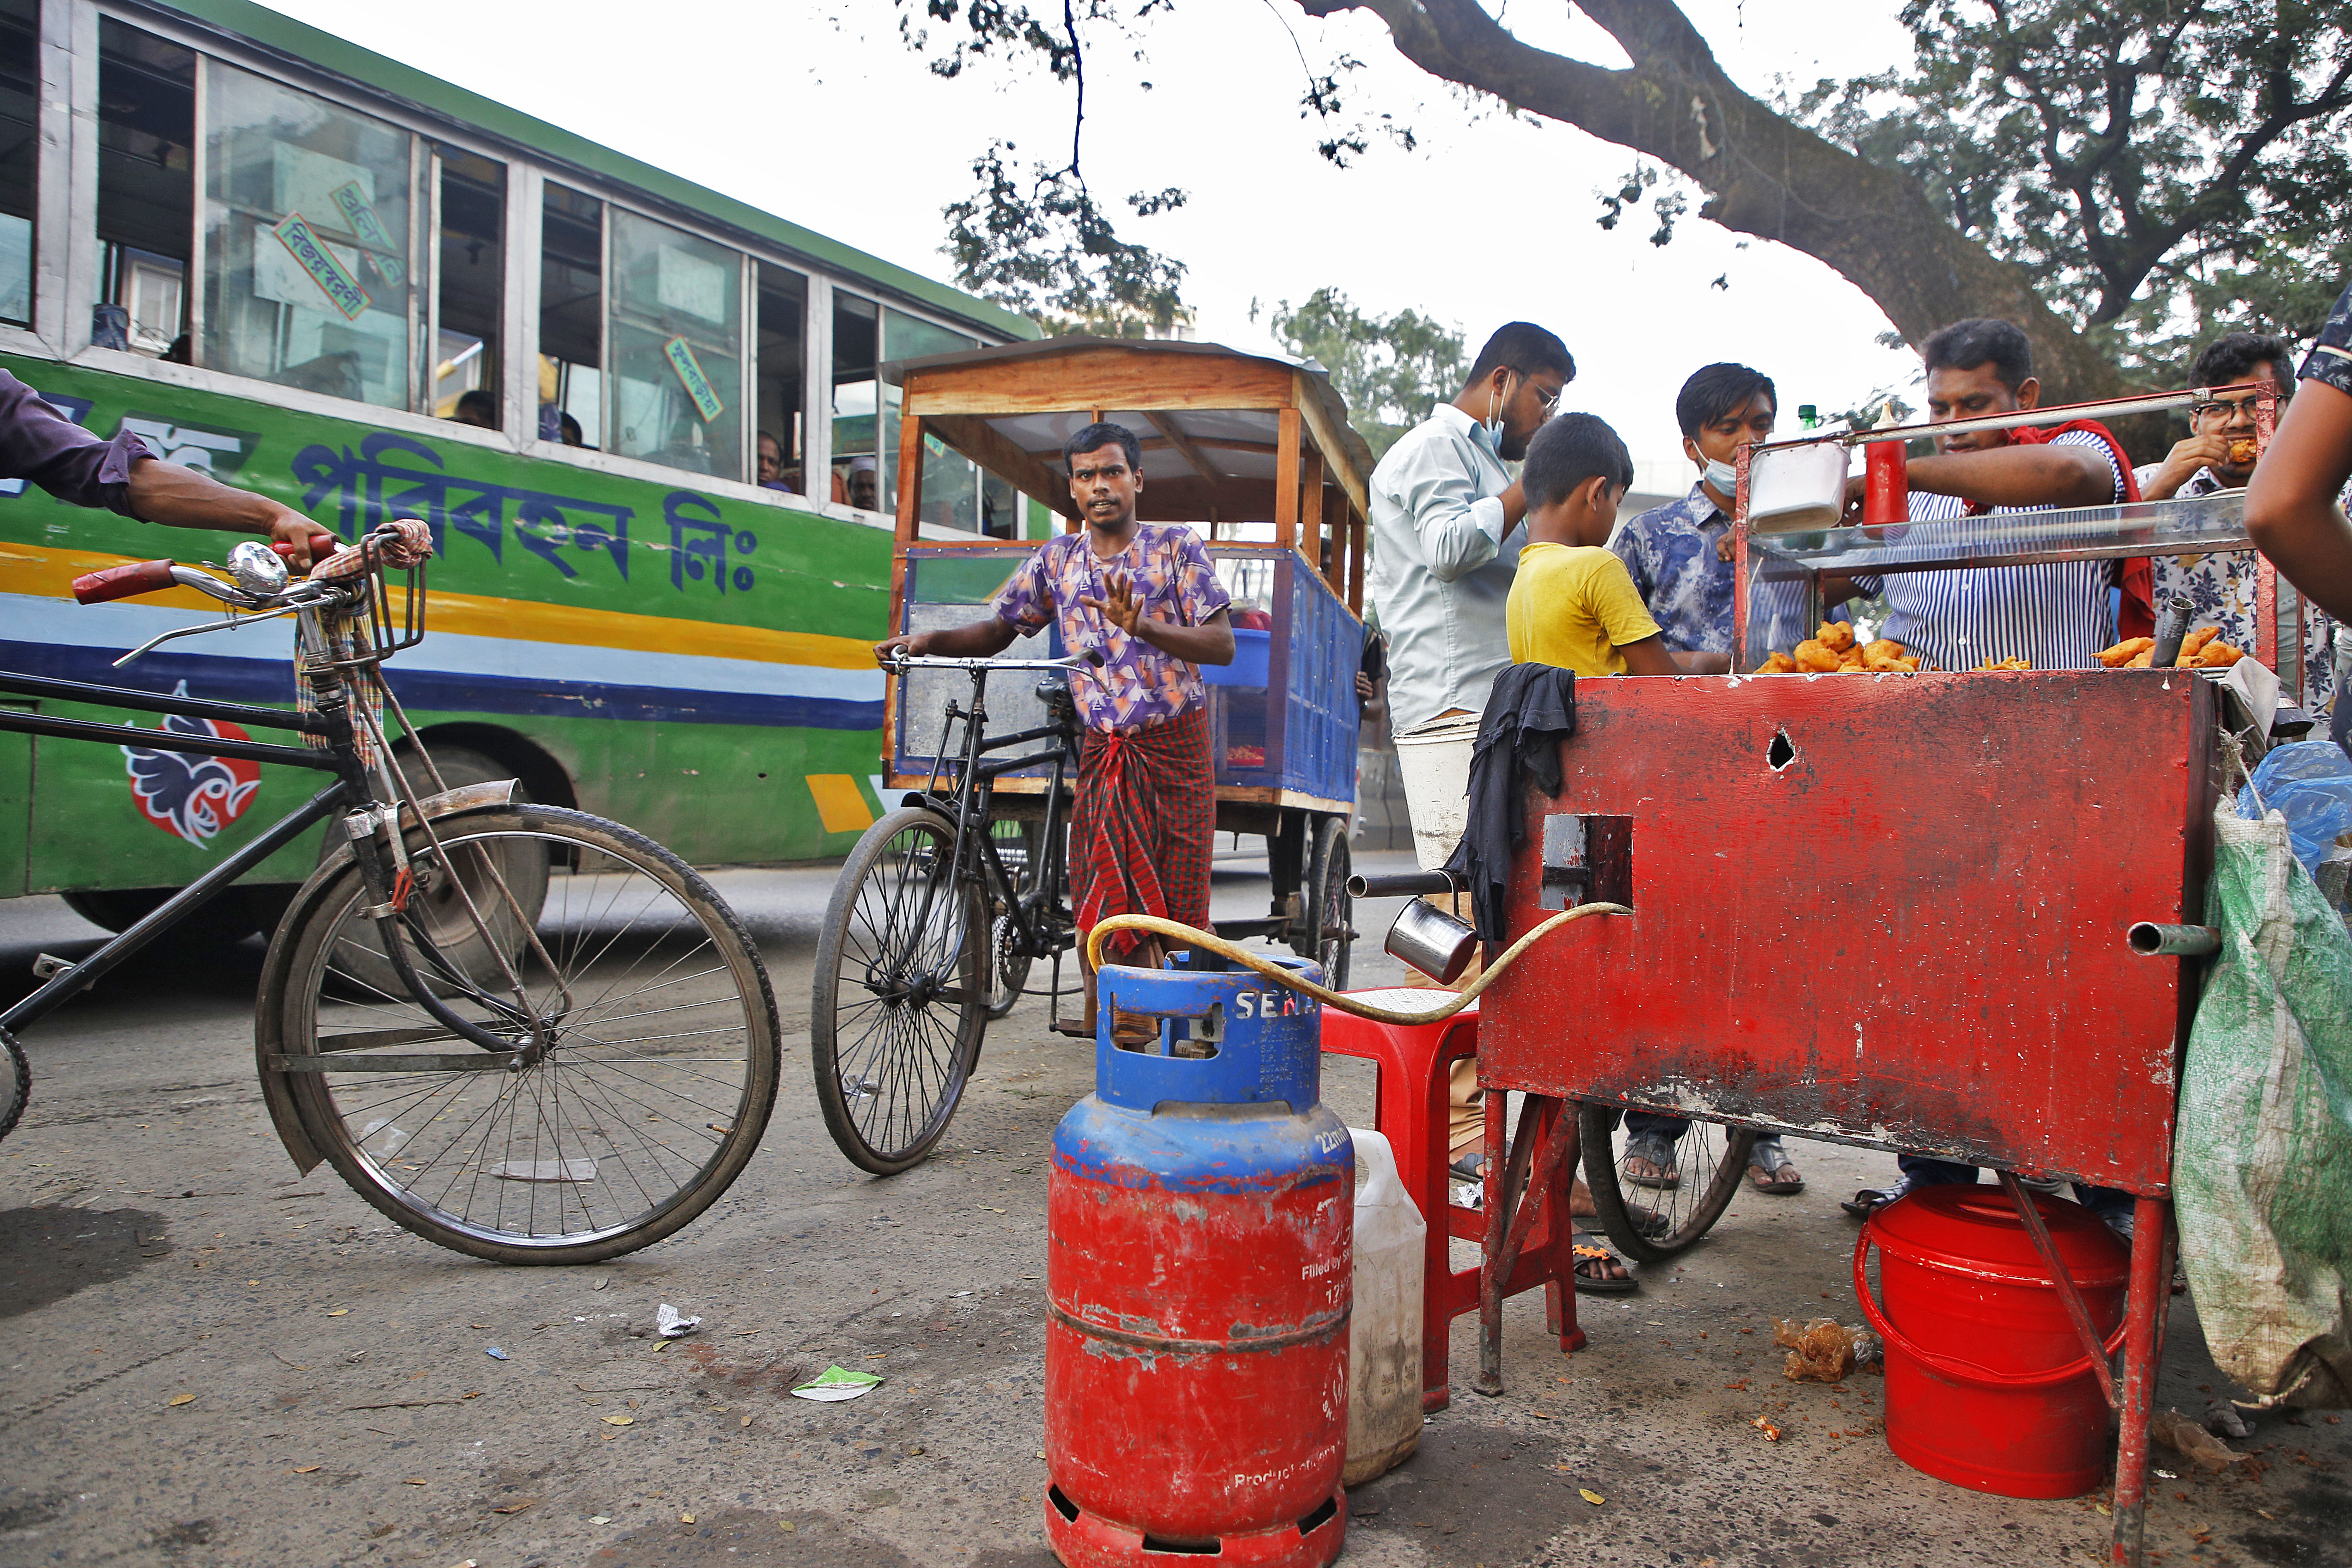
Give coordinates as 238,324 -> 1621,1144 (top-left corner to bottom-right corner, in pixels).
266,0 -> 1927,484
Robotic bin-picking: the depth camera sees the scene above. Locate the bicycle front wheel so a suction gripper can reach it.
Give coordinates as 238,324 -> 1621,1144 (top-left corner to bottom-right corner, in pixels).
257,805 -> 781,1265
812,807 -> 985,1174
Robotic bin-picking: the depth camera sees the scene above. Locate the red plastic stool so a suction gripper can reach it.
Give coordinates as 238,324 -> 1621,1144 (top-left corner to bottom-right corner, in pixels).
1320,993 -> 1585,1411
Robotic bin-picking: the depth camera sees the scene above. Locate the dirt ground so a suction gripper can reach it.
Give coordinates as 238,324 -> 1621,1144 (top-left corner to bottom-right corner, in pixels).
1,853 -> 2345,1568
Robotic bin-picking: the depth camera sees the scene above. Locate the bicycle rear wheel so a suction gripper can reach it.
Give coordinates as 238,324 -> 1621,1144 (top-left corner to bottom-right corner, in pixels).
1578,1103 -> 1755,1264
257,805 -> 781,1265
812,807 -> 985,1174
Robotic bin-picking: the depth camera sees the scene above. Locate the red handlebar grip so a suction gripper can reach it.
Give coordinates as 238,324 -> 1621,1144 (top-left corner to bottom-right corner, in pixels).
71,558 -> 179,605
271,534 -> 338,562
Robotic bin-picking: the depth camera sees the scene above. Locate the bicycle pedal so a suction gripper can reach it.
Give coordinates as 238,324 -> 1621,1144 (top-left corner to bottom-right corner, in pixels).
31,952 -> 71,980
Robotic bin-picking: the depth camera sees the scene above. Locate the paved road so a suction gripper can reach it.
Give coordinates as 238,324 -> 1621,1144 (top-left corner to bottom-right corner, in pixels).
0,855 -> 2343,1567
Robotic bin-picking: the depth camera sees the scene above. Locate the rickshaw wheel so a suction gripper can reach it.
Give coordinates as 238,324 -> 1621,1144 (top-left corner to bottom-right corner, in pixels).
1302,815 -> 1353,991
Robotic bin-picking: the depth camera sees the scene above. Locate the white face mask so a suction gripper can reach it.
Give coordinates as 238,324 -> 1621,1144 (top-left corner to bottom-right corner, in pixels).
1484,379 -> 1509,445
1703,456 -> 1739,493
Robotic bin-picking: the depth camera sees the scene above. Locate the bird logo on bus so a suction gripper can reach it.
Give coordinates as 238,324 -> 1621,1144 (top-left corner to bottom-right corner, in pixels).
120,707 -> 263,847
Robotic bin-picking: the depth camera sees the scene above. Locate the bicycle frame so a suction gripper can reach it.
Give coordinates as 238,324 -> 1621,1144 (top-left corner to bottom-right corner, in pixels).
898,656 -> 1086,988
0,575 -> 545,1066
0,668 -> 356,1035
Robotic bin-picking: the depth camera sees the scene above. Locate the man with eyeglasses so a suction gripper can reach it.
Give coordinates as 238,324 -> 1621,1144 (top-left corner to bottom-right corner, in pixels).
2135,332 -> 2340,720
1368,323 -> 1591,1238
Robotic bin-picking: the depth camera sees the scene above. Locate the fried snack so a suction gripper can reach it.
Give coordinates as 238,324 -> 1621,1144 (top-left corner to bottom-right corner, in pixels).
1861,642 -> 1910,672
2098,637 -> 2155,668
2181,625 -> 2220,658
1816,620 -> 1856,654
1874,639 -> 1906,658
1838,644 -> 1868,669
2230,438 -> 2258,466
1756,652 -> 1799,674
1975,656 -> 2033,671
1793,638 -> 1842,673
2197,640 -> 2245,668
2125,649 -> 2155,668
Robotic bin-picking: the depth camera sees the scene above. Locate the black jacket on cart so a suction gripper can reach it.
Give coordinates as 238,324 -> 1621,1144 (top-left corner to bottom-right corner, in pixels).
1442,664 -> 1577,941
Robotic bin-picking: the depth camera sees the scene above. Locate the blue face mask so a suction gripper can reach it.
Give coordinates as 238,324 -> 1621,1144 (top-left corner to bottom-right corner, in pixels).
1703,457 -> 1739,494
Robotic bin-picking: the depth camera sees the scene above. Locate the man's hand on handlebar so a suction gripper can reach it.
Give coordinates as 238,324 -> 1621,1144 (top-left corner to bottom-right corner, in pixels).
872,631 -> 932,668
124,454 -> 334,569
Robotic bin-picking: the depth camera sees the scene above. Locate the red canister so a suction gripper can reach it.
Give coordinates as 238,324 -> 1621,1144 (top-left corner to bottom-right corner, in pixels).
1856,1185 -> 2128,1498
1044,956 -> 1349,1568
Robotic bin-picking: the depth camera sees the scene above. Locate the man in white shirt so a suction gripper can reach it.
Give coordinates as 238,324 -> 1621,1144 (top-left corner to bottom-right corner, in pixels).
1367,322 -> 1571,1174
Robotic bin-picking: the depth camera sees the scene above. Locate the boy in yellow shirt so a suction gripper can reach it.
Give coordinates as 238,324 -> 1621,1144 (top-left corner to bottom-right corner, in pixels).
1506,413 -> 1699,676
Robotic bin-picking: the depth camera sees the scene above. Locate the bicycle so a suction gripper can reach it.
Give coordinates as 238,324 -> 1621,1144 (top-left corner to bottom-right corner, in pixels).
810,650 -> 1092,1174
1578,1107 -> 1757,1263
0,523 -> 781,1264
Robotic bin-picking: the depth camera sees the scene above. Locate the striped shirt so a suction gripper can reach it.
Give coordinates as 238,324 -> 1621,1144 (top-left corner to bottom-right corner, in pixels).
1854,430 -> 2127,672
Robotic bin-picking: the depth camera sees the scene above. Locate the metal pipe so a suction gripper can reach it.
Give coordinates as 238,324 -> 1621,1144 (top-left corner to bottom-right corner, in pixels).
2127,922 -> 2220,956
1347,869 -> 1461,898
1839,392 -> 2208,447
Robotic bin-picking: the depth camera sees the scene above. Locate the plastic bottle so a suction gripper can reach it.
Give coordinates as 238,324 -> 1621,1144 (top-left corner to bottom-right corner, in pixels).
1798,404 -> 1820,430
1343,1128 -> 1426,1486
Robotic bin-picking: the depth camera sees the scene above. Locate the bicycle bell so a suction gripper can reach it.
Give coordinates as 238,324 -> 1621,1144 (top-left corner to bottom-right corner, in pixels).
227,538 -> 290,596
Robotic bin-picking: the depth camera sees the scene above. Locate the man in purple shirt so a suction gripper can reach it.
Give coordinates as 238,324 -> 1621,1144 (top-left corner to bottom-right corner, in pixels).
0,368 -> 328,565
874,422 -> 1234,1041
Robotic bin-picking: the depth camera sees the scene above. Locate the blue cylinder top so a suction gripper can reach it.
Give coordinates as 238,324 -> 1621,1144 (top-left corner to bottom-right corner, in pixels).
1093,953 -> 1324,1111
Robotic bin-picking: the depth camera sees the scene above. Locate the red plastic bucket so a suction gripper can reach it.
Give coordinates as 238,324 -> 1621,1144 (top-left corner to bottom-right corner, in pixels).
1854,1185 -> 2129,1498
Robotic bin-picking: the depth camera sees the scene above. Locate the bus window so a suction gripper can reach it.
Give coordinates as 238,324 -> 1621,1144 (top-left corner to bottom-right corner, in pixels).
538,181 -> 601,447
831,291 -> 878,508
754,261 -> 806,493
607,208 -> 741,479
201,60 -> 417,407
95,20 -> 195,357
0,0 -> 34,328
432,147 -> 504,425
880,308 -> 979,531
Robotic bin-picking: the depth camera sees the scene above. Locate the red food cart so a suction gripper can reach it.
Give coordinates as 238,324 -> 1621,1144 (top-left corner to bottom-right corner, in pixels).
1470,387 -> 2293,1566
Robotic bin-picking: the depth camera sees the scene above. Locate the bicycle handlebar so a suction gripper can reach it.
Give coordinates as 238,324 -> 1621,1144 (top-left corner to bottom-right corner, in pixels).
71,558 -> 179,605
881,650 -> 1106,675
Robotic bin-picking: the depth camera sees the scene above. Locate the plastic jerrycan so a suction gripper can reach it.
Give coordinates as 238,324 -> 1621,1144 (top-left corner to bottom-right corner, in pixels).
1344,1128 -> 1425,1485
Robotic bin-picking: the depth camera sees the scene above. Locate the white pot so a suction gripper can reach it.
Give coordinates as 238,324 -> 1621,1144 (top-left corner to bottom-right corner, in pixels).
1748,441 -> 1851,533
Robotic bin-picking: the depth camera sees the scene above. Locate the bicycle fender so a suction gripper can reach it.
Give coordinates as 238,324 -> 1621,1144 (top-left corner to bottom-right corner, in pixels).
254,780 -> 520,1174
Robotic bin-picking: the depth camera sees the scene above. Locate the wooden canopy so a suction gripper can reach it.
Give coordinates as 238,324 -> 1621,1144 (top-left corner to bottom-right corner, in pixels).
882,337 -> 1377,611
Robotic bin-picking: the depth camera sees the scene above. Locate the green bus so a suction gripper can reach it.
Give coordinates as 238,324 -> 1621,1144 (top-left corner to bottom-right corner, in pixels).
0,0 -> 1043,932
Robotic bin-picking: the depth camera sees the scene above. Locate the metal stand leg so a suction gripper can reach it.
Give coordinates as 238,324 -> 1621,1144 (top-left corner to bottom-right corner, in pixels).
1477,1089 -> 1507,1395
1478,1094 -> 1579,1396
2110,1195 -> 2169,1567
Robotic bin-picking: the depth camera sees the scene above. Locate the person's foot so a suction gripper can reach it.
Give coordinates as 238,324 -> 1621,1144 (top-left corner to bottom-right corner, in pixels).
1841,1175 -> 1912,1220
1450,1150 -> 1487,1181
1571,1243 -> 1638,1295
1622,1130 -> 1681,1190
1746,1139 -> 1805,1194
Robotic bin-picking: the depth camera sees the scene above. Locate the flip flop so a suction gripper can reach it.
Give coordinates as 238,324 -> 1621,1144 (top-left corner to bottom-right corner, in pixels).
1571,1243 -> 1638,1295
1841,1186 -> 1904,1220
1746,1141 -> 1805,1195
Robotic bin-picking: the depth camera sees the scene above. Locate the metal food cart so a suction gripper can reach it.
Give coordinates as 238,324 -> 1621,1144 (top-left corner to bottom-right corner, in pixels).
1470,388 -> 2291,1565
880,337 -> 1371,997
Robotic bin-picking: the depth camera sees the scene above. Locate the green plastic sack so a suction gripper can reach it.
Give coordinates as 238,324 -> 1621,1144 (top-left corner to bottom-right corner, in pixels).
2175,805 -> 2352,1407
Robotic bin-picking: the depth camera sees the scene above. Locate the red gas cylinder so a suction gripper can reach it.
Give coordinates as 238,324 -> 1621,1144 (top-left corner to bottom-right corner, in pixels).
1044,955 -> 1348,1568
1855,1185 -> 2129,1498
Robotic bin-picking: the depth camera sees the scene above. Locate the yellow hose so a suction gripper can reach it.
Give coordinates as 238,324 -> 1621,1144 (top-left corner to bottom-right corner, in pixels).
1084,902 -> 1632,1026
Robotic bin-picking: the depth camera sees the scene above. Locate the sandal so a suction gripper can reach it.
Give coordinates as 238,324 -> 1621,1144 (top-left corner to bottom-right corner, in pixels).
1622,1130 -> 1681,1191
1746,1139 -> 1805,1195
1840,1178 -> 1911,1221
1571,1243 -> 1638,1295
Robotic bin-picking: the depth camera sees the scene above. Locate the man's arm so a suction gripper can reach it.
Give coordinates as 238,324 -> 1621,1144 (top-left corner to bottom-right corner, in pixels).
125,460 -> 334,568
1389,437 -> 1513,582
872,615 -> 1020,667
2245,378 -> 2352,625
1904,443 -> 2114,508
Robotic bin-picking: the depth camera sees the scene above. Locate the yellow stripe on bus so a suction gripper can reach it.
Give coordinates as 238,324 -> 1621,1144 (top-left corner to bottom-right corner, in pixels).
0,543 -> 877,670
805,774 -> 876,834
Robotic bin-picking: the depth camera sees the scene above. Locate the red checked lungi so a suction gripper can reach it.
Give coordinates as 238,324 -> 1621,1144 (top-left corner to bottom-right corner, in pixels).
1072,705 -> 1215,964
